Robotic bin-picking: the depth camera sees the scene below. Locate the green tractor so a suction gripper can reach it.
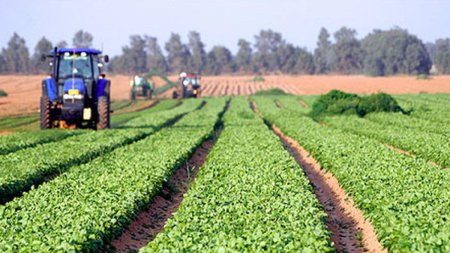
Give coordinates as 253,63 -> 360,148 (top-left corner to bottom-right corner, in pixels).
130,75 -> 154,100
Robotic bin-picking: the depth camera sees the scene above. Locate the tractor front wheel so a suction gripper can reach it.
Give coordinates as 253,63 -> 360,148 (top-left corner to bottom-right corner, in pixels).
96,96 -> 110,130
40,96 -> 52,129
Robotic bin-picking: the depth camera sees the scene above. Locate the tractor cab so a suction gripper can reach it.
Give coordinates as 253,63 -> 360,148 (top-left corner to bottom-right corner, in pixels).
40,48 -> 111,129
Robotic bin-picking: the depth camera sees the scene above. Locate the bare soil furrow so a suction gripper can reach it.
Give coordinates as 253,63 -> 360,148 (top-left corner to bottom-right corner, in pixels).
272,126 -> 386,253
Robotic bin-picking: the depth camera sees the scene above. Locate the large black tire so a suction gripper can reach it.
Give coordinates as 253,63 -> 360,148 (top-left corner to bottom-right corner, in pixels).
96,96 -> 110,130
40,96 -> 52,129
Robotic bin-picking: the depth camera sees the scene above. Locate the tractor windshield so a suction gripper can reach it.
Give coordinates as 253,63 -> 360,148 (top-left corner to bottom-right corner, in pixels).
58,54 -> 93,79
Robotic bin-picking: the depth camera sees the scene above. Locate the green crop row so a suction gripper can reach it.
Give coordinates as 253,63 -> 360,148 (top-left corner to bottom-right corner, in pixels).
143,97 -> 333,252
0,130 -> 81,155
0,99 -> 201,203
0,115 -> 39,130
111,99 -> 179,127
324,115 -> 450,168
254,97 -> 450,252
365,112 -> 450,136
124,98 -> 203,128
0,98 -> 227,252
395,96 -> 450,124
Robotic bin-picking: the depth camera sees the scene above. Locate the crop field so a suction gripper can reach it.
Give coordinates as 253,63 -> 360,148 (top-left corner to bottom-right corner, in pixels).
0,91 -> 449,252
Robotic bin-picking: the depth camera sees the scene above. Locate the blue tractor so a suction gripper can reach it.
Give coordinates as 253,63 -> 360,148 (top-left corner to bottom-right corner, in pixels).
40,48 -> 111,129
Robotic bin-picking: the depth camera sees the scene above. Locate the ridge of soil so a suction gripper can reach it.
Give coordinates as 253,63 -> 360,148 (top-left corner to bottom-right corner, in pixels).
383,143 -> 447,170
108,138 -> 217,253
272,125 -> 385,253
274,99 -> 283,109
298,99 -> 309,108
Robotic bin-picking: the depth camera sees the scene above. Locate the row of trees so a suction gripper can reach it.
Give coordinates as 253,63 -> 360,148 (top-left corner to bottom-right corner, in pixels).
0,30 -> 94,74
1,28 -> 449,76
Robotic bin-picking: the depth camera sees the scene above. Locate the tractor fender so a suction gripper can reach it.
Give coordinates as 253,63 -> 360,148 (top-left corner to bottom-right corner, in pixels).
42,78 -> 57,102
96,79 -> 110,100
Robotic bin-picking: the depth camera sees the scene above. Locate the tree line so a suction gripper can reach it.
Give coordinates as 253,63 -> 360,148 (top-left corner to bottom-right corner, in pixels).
1,27 -> 449,76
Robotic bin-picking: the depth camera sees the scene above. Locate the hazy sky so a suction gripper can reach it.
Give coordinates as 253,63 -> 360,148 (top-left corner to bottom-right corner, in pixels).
1,0 -> 449,56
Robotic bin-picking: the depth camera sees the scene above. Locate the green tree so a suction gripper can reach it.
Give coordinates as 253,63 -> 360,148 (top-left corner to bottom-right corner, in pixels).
332,27 -> 363,74
127,35 -> 147,73
109,46 -> 134,74
277,43 -> 297,73
235,39 -> 252,73
165,33 -> 191,73
362,28 -> 431,75
434,39 -> 450,74
253,29 -> 285,73
314,27 -> 331,74
205,46 -> 234,75
72,30 -> 93,48
0,54 -> 6,73
31,37 -> 53,73
146,36 -> 167,73
294,47 -> 315,74
2,33 -> 30,73
188,31 -> 207,73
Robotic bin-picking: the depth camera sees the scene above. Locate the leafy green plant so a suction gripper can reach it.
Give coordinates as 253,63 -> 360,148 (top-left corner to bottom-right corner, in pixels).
253,88 -> 287,96
0,98 -> 227,252
143,97 -> 333,252
0,99 -> 202,202
255,96 -> 450,252
247,75 -> 265,82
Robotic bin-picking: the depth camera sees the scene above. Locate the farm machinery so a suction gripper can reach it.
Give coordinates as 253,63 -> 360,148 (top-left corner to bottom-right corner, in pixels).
173,72 -> 201,99
40,48 -> 111,130
130,75 -> 154,100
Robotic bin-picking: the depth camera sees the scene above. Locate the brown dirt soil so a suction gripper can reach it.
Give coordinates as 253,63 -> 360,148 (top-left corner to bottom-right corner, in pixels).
274,99 -> 283,109
108,139 -> 215,252
272,126 -> 386,253
298,99 -> 309,108
0,75 -> 178,117
0,131 -> 14,135
2,75 -> 450,117
197,75 -> 450,97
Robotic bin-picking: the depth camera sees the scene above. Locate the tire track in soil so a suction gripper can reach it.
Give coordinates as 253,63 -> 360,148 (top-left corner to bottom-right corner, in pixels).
106,101 -> 228,253
250,101 -> 385,253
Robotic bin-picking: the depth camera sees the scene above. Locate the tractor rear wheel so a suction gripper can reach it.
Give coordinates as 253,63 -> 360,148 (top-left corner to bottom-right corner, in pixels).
96,96 -> 110,130
40,96 -> 52,129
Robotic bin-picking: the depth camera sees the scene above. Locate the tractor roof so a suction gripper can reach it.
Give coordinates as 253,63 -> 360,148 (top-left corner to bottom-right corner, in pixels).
55,48 -> 102,55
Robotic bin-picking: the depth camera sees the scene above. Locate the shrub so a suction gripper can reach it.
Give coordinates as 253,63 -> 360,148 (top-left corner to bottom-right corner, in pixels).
0,89 -> 7,97
310,90 -> 406,119
251,75 -> 265,82
253,88 -> 287,96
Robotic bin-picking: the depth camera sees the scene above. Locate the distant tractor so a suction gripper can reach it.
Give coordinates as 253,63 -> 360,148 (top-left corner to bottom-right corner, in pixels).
130,75 -> 154,100
40,48 -> 111,130
173,72 -> 201,99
